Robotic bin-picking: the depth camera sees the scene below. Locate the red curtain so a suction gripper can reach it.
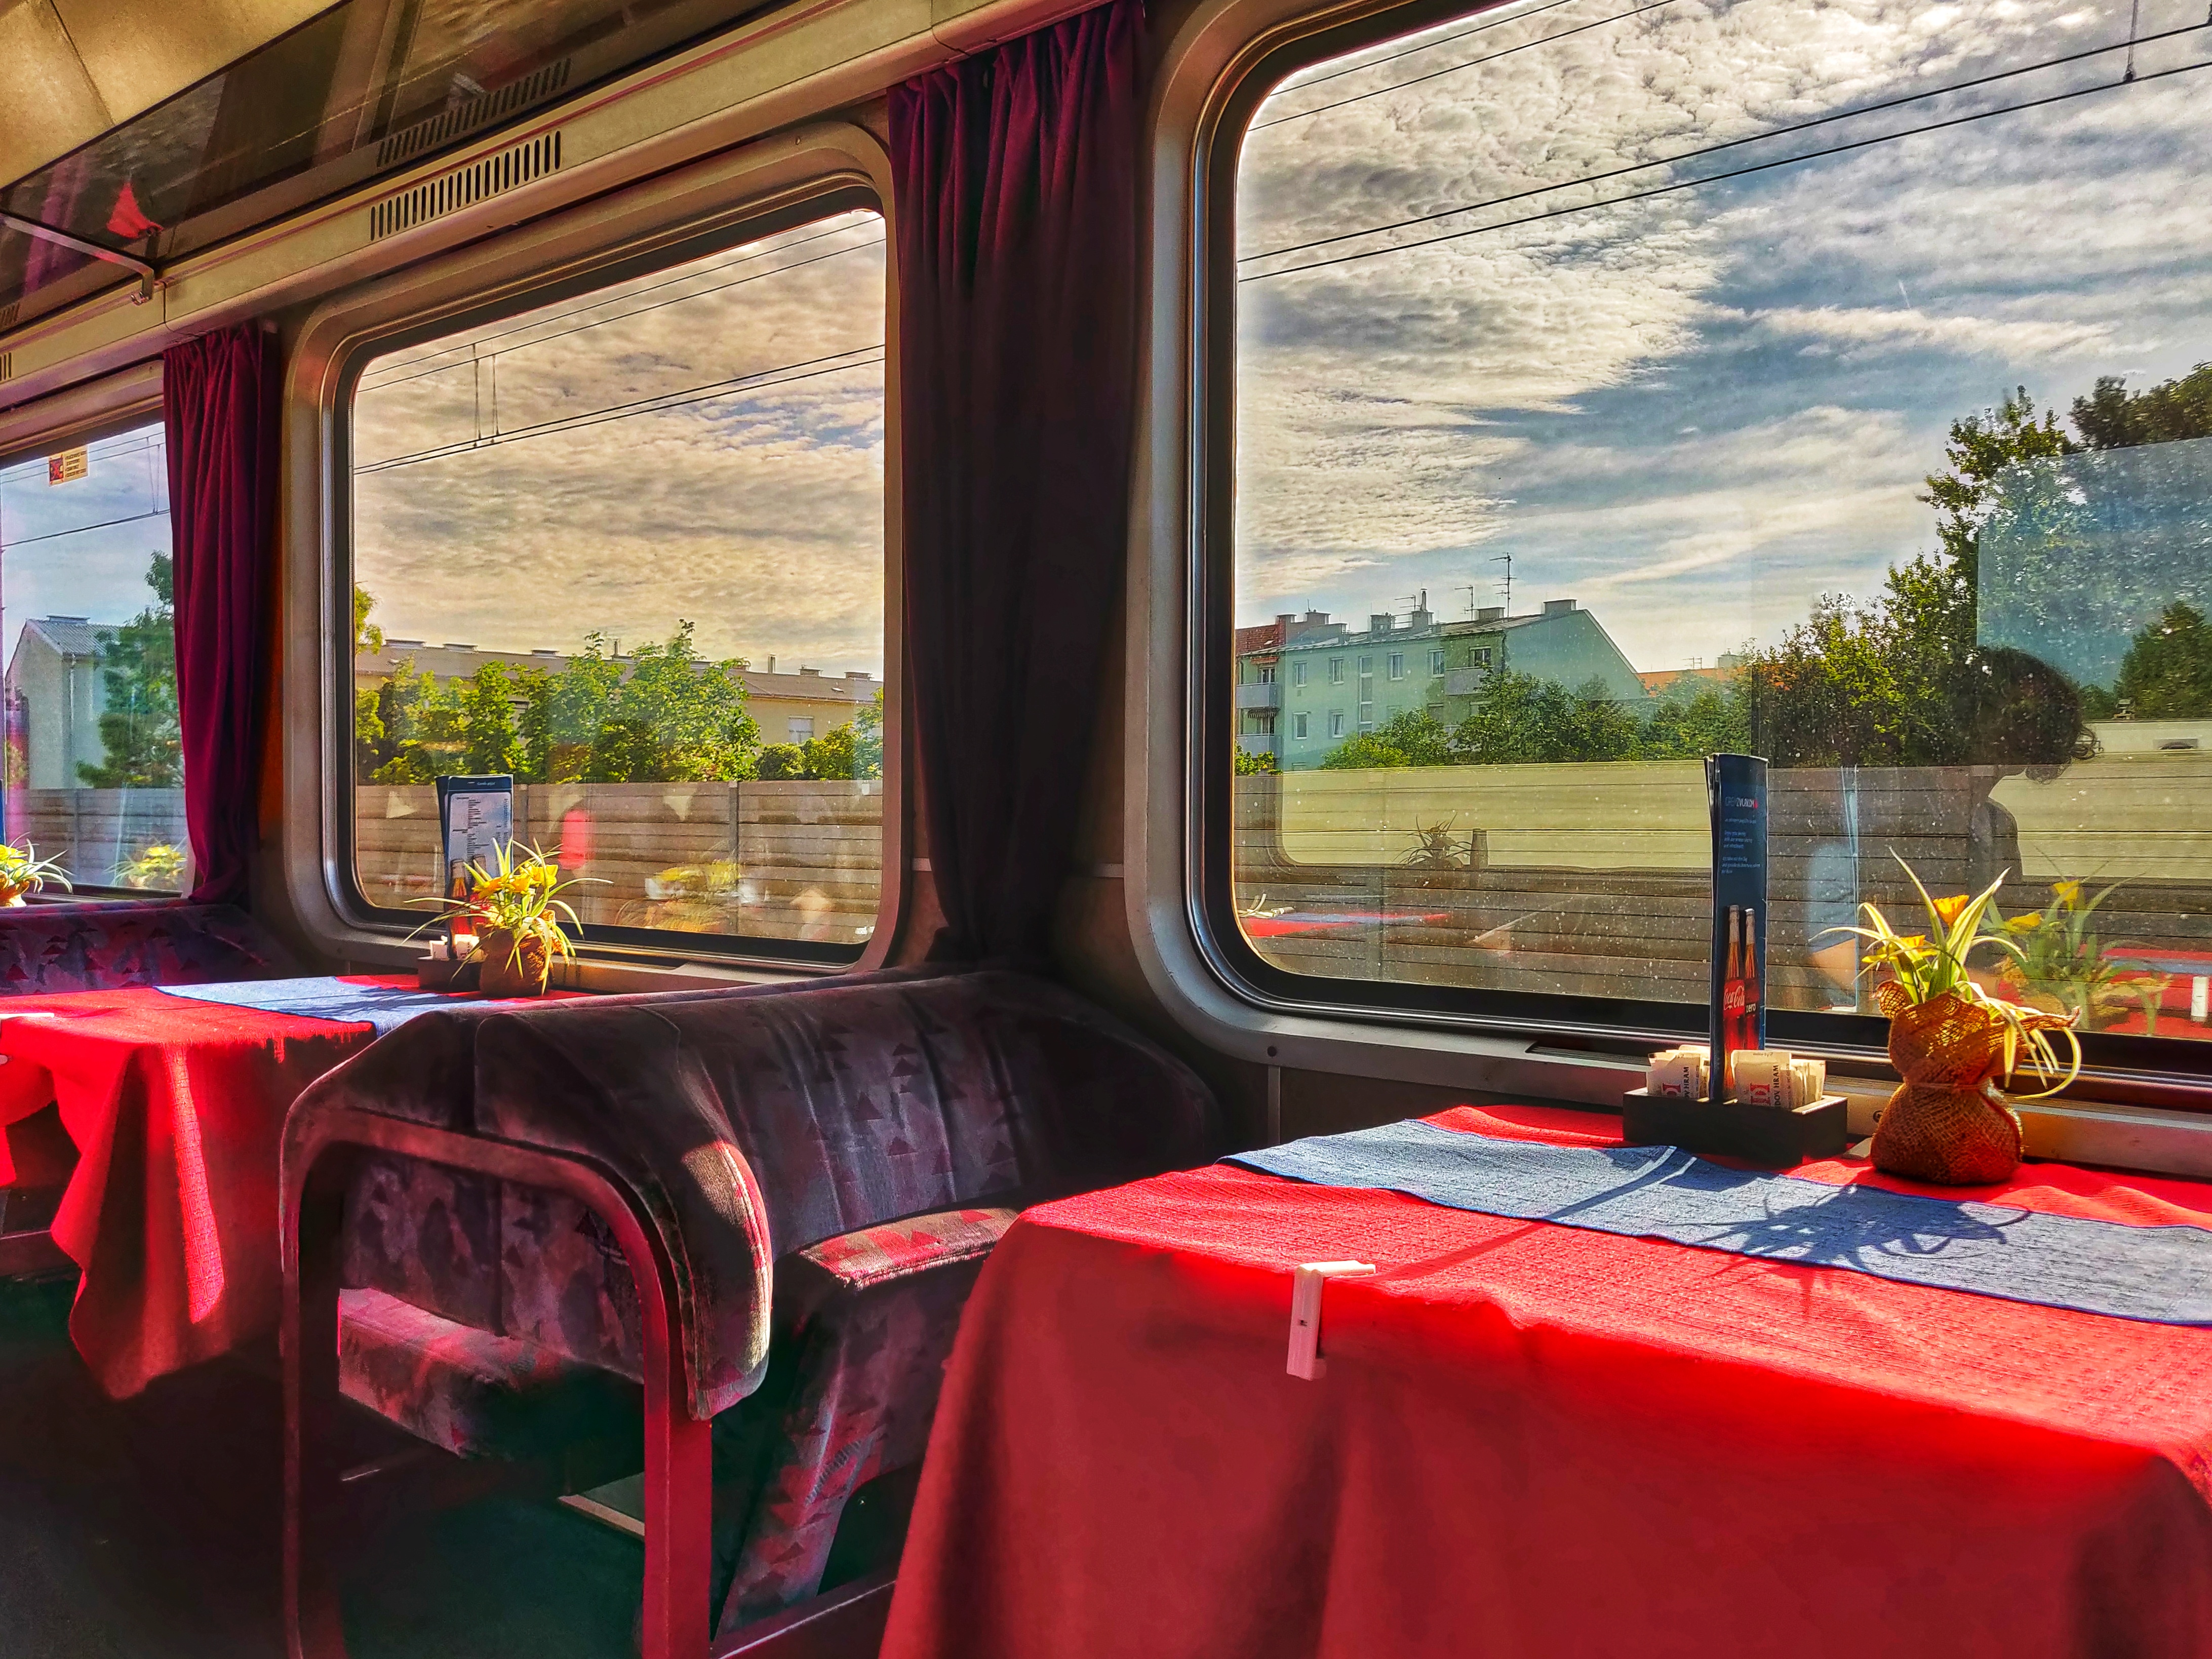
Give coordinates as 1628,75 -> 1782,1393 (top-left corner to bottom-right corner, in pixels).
890,0 -> 1145,963
163,325 -> 280,906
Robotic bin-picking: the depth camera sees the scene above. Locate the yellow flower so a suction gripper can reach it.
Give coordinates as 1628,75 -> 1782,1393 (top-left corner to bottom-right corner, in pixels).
2053,880 -> 2082,908
2005,913 -> 2042,932
1930,893 -> 1971,927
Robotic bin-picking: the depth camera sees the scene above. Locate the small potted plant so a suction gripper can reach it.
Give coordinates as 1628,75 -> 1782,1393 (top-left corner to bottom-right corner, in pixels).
418,841 -> 597,997
1836,858 -> 2080,1184
1987,879 -> 2168,1035
117,843 -> 187,891
0,843 -> 71,906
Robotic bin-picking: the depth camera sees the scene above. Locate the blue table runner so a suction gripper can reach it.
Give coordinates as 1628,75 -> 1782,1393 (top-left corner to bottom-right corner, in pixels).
156,976 -> 467,1036
1229,1120 -> 2212,1326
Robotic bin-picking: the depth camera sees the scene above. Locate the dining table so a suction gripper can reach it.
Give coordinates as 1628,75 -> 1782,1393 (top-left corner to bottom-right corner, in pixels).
880,1101 -> 2212,1659
0,974 -> 562,1398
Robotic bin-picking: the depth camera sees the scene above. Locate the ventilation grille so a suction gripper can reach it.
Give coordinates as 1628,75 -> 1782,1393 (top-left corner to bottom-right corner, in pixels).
376,59 -> 573,169
0,301 -> 16,331
0,351 -> 12,383
370,132 -> 563,241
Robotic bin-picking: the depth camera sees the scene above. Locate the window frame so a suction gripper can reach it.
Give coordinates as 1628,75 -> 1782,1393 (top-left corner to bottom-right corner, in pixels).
0,365 -> 192,902
1126,0 -> 2212,1121
285,125 -> 904,975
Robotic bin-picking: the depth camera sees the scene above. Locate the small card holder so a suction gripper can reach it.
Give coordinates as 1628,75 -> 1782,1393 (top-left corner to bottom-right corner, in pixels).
417,953 -> 480,992
1622,1087 -> 1849,1168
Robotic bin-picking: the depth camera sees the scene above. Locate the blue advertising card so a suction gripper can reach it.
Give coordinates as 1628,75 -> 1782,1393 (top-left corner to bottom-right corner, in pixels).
436,773 -> 514,899
1706,754 -> 1769,1099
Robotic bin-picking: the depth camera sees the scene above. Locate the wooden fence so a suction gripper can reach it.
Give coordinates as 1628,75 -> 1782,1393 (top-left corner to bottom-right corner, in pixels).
356,780 -> 884,944
2,788 -> 189,892
1237,761 -> 2212,1015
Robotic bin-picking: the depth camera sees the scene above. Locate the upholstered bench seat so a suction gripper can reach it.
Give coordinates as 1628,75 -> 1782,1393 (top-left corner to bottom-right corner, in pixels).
291,969 -> 1221,1639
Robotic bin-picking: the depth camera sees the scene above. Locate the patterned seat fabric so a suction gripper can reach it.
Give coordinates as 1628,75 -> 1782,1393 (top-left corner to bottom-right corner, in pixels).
306,969 -> 1221,1623
716,1207 -> 1016,1630
0,901 -> 297,996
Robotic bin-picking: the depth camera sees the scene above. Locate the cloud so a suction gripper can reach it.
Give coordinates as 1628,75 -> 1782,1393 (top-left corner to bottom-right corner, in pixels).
1229,0 -> 2212,663
351,212 -> 887,674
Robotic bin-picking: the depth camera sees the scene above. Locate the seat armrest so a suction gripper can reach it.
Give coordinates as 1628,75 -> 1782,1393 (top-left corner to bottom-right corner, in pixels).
777,1207 -> 1016,1331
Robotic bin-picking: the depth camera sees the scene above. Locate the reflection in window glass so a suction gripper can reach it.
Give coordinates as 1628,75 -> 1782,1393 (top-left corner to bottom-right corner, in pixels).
0,421 -> 188,894
1231,0 -> 2212,1040
350,209 -> 887,950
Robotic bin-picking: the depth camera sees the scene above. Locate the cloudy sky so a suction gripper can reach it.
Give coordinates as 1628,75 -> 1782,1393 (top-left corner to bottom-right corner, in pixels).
1235,0 -> 2212,673
352,208 -> 886,673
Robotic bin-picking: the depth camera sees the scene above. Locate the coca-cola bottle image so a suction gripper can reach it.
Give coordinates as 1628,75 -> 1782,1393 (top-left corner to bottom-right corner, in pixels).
1720,905 -> 1745,1098
1739,907 -> 1762,1057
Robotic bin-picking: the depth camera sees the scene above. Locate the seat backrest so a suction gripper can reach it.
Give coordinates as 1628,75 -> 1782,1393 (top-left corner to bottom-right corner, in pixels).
315,968 -> 1220,1418
0,901 -> 296,995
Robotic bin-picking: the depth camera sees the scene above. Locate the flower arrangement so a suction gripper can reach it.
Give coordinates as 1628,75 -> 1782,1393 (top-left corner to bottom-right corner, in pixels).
1833,856 -> 2080,1184
416,840 -> 599,996
117,843 -> 187,892
0,843 -> 71,905
1985,879 -> 2167,1036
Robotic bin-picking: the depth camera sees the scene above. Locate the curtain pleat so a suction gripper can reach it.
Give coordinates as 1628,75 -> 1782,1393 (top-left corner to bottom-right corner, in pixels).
890,0 -> 1146,964
163,325 -> 280,906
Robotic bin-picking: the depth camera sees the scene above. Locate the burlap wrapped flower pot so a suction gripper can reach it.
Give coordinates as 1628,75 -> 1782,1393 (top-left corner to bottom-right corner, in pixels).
477,927 -> 552,997
1870,980 -> 2065,1184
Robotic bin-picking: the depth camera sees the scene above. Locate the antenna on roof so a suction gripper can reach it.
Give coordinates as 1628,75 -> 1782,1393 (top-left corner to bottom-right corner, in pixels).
1490,551 -> 1513,615
1459,583 -> 1478,620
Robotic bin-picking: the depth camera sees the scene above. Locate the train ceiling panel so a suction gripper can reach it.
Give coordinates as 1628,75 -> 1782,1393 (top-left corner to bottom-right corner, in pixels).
0,0 -> 778,327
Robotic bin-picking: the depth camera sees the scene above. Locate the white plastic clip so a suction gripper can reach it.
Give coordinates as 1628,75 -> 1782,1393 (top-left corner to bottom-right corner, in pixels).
1287,1260 -> 1375,1380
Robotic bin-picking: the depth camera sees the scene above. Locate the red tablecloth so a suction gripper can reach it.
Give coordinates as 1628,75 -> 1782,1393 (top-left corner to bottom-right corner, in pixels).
0,978 -> 516,1397
881,1104 -> 2212,1659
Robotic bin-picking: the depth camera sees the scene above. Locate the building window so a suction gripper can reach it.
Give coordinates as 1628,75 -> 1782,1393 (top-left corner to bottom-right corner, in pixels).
1327,710 -> 1344,738
1430,649 -> 1445,676
1388,652 -> 1405,680
1292,659 -> 1307,687
1328,657 -> 1344,684
1357,701 -> 1374,730
1357,655 -> 1372,679
349,207 -> 887,955
1293,713 -> 1309,739
0,419 -> 187,894
1257,664 -> 1277,683
1220,0 -> 2212,1069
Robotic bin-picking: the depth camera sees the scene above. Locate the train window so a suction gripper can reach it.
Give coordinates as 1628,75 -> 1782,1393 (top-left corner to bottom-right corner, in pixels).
348,208 -> 887,956
1222,0 -> 2212,1059
0,419 -> 189,895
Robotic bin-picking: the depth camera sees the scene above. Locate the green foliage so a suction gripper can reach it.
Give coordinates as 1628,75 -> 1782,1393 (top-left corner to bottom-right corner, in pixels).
2111,601 -> 2212,719
1318,707 -> 1456,769
2070,363 -> 2212,451
359,622 -> 761,786
1233,746 -> 1279,775
1739,387 -> 2091,769
80,552 -> 180,789
1639,680 -> 1750,759
755,743 -> 806,779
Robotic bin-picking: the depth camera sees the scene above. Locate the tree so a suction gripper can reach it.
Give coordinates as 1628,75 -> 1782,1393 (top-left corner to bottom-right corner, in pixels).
1740,386 -> 2090,769
2071,363 -> 2212,451
1319,707 -> 1455,769
1640,680 -> 1749,759
456,661 -> 525,775
2111,602 -> 2212,719
585,623 -> 759,782
1233,746 -> 1279,775
80,552 -> 180,788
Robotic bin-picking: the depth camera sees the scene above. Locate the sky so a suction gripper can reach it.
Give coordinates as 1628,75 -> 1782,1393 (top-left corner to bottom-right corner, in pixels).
351,208 -> 887,674
0,424 -> 171,669
1234,0 -> 2212,674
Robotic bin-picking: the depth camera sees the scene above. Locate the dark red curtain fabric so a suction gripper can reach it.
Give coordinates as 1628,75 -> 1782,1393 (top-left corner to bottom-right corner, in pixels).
890,0 -> 1144,964
163,325 -> 280,906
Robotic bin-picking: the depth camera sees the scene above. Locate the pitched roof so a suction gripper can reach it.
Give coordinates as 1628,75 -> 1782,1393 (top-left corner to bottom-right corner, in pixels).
23,617 -> 104,658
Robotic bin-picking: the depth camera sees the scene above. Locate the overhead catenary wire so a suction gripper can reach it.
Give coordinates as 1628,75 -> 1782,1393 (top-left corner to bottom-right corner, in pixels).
1270,0 -> 1594,100
358,235 -> 887,397
361,216 -> 880,381
353,344 -> 885,475
1241,44 -> 2212,283
1251,0 -> 1683,130
1243,18 -> 2210,265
